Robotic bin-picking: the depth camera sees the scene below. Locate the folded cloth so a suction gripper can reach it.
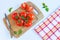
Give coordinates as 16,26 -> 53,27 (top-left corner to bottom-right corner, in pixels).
34,8 -> 60,40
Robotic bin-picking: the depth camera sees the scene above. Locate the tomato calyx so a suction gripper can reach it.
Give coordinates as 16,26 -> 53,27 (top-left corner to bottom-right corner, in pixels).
18,19 -> 21,23
12,12 -> 19,20
27,13 -> 35,20
21,16 -> 26,20
19,11 -> 27,18
15,16 -> 19,20
24,20 -> 32,27
16,19 -> 24,26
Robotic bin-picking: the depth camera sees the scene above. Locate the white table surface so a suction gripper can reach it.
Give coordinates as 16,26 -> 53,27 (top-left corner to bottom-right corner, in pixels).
0,0 -> 60,40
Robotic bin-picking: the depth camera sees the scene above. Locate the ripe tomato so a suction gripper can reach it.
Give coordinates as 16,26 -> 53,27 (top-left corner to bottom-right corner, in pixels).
24,20 -> 32,27
16,18 -> 24,26
21,2 -> 33,12
26,5 -> 33,12
19,11 -> 27,20
20,11 -> 27,17
12,12 -> 19,20
21,2 -> 27,9
27,13 -> 35,20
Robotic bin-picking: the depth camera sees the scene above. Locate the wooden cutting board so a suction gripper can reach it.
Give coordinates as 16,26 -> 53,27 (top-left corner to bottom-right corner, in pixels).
3,1 -> 44,38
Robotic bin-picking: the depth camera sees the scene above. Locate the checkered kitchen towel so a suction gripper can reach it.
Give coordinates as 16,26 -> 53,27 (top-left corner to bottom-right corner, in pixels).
34,8 -> 60,40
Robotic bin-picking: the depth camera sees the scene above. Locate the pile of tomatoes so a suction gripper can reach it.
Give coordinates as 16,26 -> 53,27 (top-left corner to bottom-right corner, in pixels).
11,2 -> 35,27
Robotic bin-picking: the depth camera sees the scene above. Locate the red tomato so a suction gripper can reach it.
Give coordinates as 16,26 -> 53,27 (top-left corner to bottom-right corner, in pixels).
21,2 -> 27,9
19,11 -> 27,20
27,13 -> 35,20
12,12 -> 19,20
20,11 -> 27,18
26,5 -> 33,12
21,2 -> 33,12
24,20 -> 32,27
16,18 -> 24,26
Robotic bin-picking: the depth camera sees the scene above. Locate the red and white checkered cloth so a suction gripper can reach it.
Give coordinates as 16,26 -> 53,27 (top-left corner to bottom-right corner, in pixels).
34,8 -> 60,40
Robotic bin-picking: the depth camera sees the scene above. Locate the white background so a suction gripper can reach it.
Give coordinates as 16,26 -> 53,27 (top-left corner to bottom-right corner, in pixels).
0,0 -> 60,40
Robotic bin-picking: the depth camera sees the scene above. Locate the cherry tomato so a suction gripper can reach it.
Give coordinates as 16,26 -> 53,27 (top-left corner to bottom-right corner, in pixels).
21,2 -> 33,12
27,13 -> 35,20
24,20 -> 32,27
12,12 -> 19,20
26,5 -> 33,12
21,2 -> 27,9
20,11 -> 27,17
19,11 -> 27,20
16,18 -> 24,26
